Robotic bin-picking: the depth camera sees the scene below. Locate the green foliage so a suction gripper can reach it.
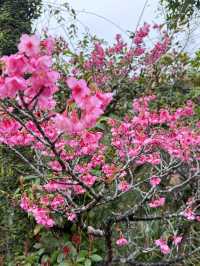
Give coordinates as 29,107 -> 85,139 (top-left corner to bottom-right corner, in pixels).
0,1 -> 42,263
161,0 -> 200,29
0,146 -> 36,265
13,229 -> 103,265
0,0 -> 42,55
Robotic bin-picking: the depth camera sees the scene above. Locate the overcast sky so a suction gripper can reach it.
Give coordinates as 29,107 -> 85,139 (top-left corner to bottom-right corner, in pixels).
35,0 -> 199,53
36,0 -> 161,42
66,0 -> 160,40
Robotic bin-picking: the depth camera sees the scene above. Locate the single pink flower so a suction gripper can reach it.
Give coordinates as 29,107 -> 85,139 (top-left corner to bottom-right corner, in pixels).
18,34 -> 40,57
20,196 -> 32,211
4,54 -> 27,76
67,212 -> 77,222
43,180 -> 70,192
73,185 -> 85,195
5,76 -> 26,98
41,36 -> 55,55
182,208 -> 195,221
31,207 -> 55,228
96,91 -> 113,110
150,176 -> 161,187
40,196 -> 50,206
118,180 -> 130,192
48,160 -> 62,172
160,244 -> 171,255
51,195 -> 65,209
67,77 -> 90,107
172,235 -> 182,246
81,174 -> 96,187
155,239 -> 165,247
116,237 -> 128,247
148,197 -> 165,208
155,238 -> 171,255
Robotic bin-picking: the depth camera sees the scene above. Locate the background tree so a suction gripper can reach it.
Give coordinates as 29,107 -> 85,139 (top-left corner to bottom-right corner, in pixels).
161,0 -> 200,29
0,1 -> 42,263
0,0 -> 42,55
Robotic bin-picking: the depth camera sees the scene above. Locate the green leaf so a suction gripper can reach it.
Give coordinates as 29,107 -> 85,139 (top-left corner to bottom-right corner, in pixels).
51,250 -> 59,263
41,255 -> 49,262
76,255 -> 85,263
34,224 -> 42,235
38,248 -> 45,256
90,169 -> 101,177
24,175 -> 38,180
58,262 -> 70,266
57,253 -> 65,263
99,116 -> 109,122
90,254 -> 103,262
79,250 -> 88,257
33,243 -> 42,249
85,258 -> 92,266
95,123 -> 105,130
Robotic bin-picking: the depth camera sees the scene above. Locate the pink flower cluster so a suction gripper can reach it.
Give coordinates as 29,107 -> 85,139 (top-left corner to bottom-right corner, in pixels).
133,23 -> 150,45
110,96 -> 197,164
20,196 -> 55,228
0,118 -> 33,146
54,77 -> 112,134
43,180 -> 70,192
85,42 -> 105,69
181,198 -> 200,222
155,235 -> 182,255
148,197 -> 165,208
75,23 -> 169,87
0,34 -> 58,110
155,239 -> 171,255
146,34 -> 170,64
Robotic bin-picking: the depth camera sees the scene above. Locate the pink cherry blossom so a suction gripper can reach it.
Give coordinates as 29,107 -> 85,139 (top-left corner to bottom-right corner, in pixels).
48,160 -> 62,172
67,77 -> 90,107
41,36 -> 55,55
51,195 -> 65,209
160,244 -> 171,255
116,237 -> 128,247
43,180 -> 70,192
3,54 -> 27,76
67,212 -> 77,222
81,174 -> 96,187
4,76 -> 26,98
155,239 -> 171,255
182,208 -> 196,221
1,31 -> 200,259
31,207 -> 55,228
40,196 -> 50,206
150,176 -> 161,187
148,197 -> 165,208
172,235 -> 182,246
20,195 -> 32,212
118,180 -> 130,192
18,34 -> 40,57
96,91 -> 113,110
73,185 -> 85,195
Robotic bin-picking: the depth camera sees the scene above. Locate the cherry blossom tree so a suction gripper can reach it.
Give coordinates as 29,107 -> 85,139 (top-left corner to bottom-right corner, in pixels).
1,31 -> 200,266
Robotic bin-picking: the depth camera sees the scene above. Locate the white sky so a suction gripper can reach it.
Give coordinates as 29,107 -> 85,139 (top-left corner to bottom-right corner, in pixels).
34,0 -> 199,53
66,0 -> 160,40
36,0 -> 161,42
